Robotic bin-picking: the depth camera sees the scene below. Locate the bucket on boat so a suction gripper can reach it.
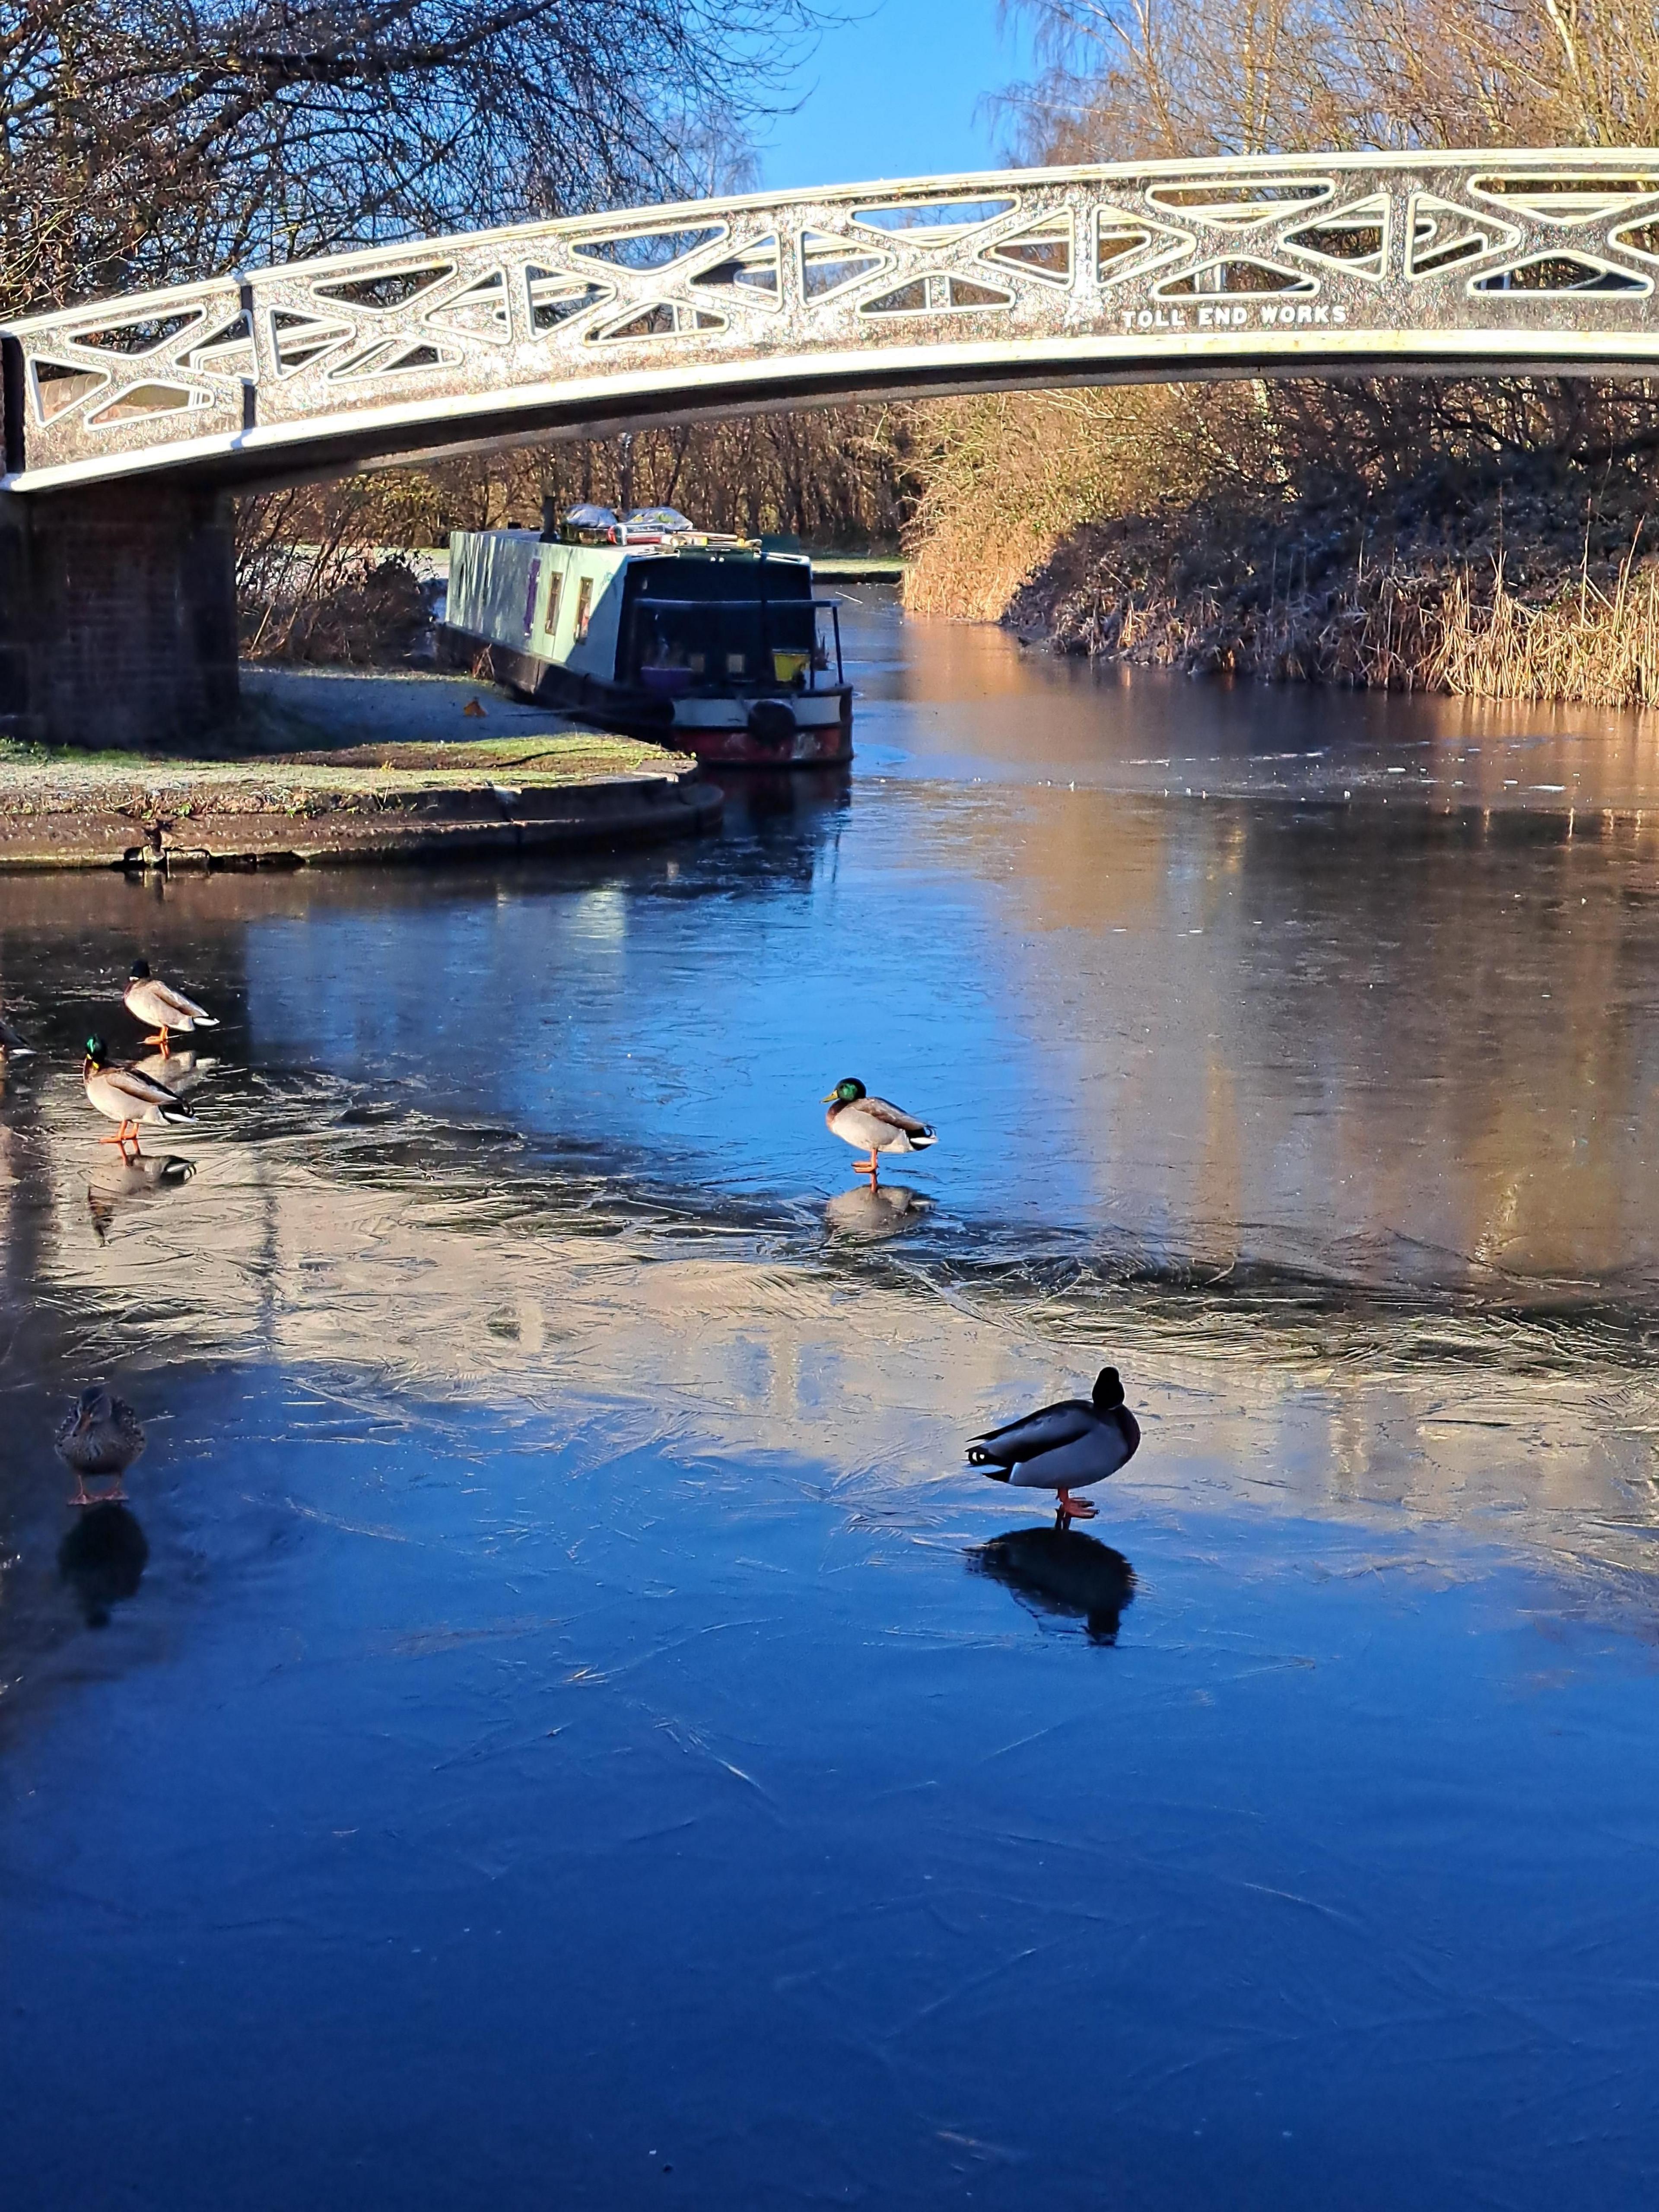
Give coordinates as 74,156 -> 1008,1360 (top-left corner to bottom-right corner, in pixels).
640,666 -> 694,697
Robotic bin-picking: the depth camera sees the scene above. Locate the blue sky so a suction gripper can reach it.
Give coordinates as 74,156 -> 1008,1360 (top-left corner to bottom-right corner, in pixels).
756,0 -> 1033,191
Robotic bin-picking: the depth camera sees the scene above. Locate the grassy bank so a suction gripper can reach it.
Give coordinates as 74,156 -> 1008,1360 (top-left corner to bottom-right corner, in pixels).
0,671 -> 718,871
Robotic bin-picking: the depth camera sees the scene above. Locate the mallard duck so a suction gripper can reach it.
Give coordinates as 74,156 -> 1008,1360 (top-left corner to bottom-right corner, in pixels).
83,1034 -> 195,1157
822,1077 -> 937,1182
54,1385 -> 146,1506
967,1367 -> 1141,1526
124,960 -> 219,1057
0,1007 -> 32,1057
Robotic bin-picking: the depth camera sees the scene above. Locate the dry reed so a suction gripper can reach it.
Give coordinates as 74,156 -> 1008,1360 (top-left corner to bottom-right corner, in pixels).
1039,539 -> 1659,707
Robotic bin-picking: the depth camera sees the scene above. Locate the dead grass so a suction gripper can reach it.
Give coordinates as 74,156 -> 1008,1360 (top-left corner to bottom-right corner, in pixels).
1034,541 -> 1659,707
903,386 -> 1213,622
903,364 -> 1659,706
1422,553 -> 1659,704
981,439 -> 1659,707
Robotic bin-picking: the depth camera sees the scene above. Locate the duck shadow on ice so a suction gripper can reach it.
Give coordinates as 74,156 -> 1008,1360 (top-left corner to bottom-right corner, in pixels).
58,1503 -> 149,1628
970,1526 -> 1136,1645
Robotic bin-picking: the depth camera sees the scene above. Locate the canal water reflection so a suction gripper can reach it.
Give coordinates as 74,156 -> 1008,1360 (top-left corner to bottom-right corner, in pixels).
4,595 -> 1659,2208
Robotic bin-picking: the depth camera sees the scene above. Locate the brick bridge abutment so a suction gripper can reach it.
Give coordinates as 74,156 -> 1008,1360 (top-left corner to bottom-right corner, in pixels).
0,485 -> 238,750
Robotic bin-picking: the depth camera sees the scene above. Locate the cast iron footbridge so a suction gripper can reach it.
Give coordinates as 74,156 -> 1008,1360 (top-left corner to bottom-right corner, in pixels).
11,151 -> 1659,495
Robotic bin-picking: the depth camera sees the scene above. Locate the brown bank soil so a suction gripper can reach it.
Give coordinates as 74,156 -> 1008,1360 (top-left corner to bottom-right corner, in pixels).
0,668 -> 721,872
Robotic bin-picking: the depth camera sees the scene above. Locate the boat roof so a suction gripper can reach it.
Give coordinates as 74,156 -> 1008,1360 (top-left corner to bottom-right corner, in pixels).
470,530 -> 810,565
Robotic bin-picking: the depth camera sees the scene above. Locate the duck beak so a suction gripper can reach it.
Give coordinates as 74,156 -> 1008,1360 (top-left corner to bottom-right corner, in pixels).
821,1090 -> 838,1103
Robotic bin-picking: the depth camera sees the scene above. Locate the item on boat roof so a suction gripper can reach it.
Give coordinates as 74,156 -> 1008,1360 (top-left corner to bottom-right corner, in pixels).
624,508 -> 695,536
561,504 -> 622,545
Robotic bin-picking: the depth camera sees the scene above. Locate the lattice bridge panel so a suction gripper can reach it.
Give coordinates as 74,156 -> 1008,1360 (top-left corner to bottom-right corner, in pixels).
10,152 -> 1659,492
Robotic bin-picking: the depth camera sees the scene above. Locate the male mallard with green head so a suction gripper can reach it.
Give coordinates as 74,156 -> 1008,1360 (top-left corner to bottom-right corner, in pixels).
822,1077 -> 937,1184
83,1035 -> 195,1158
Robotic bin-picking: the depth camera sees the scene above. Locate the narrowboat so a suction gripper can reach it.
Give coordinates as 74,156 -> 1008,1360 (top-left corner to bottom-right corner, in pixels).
439,507 -> 853,766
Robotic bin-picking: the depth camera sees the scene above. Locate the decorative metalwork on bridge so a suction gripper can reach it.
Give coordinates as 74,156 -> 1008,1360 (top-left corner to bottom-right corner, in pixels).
10,151 -> 1659,493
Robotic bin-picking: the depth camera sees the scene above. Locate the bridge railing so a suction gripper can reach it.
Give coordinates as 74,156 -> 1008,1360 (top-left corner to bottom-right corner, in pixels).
9,151 -> 1659,492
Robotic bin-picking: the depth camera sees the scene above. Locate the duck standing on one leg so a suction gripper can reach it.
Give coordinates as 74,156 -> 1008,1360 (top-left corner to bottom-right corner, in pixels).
54,1386 -> 146,1507
124,960 -> 219,1059
967,1367 -> 1141,1527
83,1035 -> 195,1158
822,1077 -> 937,1185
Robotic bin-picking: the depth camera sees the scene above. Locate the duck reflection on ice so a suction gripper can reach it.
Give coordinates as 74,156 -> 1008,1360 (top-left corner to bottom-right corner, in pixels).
823,1182 -> 932,1239
971,1526 -> 1136,1645
87,1153 -> 196,1240
130,1049 -> 216,1096
58,1503 -> 149,1628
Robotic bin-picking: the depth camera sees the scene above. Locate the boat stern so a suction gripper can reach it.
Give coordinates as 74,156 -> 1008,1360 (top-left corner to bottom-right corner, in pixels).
667,688 -> 853,766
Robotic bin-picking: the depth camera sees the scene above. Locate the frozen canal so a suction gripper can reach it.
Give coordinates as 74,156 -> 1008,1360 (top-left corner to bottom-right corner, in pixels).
6,595 -> 1659,2207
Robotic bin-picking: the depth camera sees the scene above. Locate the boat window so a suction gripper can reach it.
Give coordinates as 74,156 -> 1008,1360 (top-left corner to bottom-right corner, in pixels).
634,557 -> 813,604
574,577 -> 594,641
543,569 -> 562,639
622,567 -> 839,693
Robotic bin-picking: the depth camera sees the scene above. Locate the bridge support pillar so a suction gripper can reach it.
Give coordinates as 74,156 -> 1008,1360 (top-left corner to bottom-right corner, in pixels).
0,484 -> 238,750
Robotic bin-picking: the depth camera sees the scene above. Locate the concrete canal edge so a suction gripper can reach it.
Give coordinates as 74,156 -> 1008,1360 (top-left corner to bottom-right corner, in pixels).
0,669 -> 723,873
